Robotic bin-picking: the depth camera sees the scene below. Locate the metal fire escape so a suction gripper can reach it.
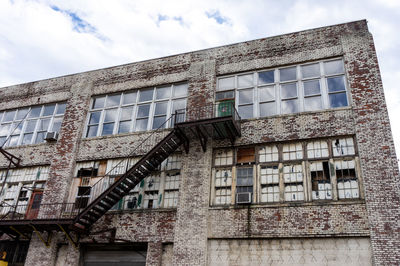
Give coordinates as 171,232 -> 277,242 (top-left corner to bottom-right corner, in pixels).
0,103 -> 241,245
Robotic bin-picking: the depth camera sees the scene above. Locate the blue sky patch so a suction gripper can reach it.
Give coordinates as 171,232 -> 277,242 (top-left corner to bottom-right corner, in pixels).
206,10 -> 229,25
51,5 -> 96,34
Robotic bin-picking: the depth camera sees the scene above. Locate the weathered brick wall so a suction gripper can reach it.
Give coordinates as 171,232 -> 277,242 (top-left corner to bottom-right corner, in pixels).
208,203 -> 369,238
0,20 -> 398,265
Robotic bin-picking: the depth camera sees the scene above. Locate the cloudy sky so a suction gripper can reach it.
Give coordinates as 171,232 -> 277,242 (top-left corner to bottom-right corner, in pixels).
1,0 -> 399,154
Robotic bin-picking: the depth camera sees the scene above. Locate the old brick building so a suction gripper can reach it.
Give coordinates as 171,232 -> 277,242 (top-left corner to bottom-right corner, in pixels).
0,20 -> 399,265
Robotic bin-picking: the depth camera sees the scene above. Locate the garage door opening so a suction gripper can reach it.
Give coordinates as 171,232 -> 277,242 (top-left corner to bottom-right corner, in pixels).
82,244 -> 147,266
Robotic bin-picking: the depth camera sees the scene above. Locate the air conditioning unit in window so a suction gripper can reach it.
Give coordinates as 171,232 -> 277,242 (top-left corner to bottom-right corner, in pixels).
44,131 -> 59,142
236,192 -> 252,204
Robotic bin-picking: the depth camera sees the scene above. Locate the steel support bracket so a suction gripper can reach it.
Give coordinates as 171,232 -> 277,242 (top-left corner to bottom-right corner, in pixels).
30,225 -> 52,248
58,224 -> 79,250
9,226 -> 30,240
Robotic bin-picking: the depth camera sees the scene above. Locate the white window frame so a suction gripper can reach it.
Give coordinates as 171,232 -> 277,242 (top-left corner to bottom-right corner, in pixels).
84,83 -> 188,138
215,58 -> 349,119
0,103 -> 66,147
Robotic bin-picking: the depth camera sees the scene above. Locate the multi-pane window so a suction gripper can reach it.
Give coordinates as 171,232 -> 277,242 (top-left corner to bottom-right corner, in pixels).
307,140 -> 329,159
0,103 -> 66,147
216,58 -> 348,119
283,143 -> 303,160
332,137 -> 355,156
260,165 -> 280,203
283,164 -> 304,201
0,166 -> 49,215
214,169 -> 232,205
69,154 -> 182,211
310,161 -> 332,200
214,149 -> 234,166
85,83 -> 188,137
211,136 -> 362,206
335,159 -> 359,199
259,145 -> 279,162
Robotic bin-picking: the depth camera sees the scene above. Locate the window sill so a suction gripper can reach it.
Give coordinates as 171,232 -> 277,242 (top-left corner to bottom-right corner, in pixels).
82,127 -> 173,141
209,199 -> 365,210
106,207 -> 177,214
239,106 -> 352,122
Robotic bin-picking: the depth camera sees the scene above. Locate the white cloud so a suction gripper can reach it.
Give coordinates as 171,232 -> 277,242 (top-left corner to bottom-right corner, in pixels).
1,0 -> 400,158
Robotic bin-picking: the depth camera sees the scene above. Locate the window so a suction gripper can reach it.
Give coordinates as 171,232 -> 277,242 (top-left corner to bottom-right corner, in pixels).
259,145 -> 279,162
0,166 -> 50,215
310,161 -> 332,200
336,159 -> 359,199
211,136 -> 361,206
236,168 -> 253,201
0,103 -> 66,147
283,164 -> 304,201
216,58 -> 348,119
283,143 -> 303,160
85,83 -> 187,137
260,165 -> 280,203
214,169 -> 232,205
70,154 -> 182,211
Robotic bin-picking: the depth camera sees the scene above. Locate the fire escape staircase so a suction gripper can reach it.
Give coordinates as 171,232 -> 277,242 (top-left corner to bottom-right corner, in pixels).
0,103 -> 241,244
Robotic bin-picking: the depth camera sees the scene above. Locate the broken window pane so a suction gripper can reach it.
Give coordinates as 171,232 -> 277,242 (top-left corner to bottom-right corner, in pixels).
332,138 -> 355,156
310,161 -> 332,200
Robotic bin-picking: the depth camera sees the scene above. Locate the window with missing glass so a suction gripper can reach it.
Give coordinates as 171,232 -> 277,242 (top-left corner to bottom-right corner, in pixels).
0,102 -> 66,147
216,58 -> 348,119
210,136 -> 362,206
85,83 -> 187,137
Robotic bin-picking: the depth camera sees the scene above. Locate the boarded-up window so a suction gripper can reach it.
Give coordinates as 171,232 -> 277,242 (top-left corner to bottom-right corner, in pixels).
237,147 -> 255,164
